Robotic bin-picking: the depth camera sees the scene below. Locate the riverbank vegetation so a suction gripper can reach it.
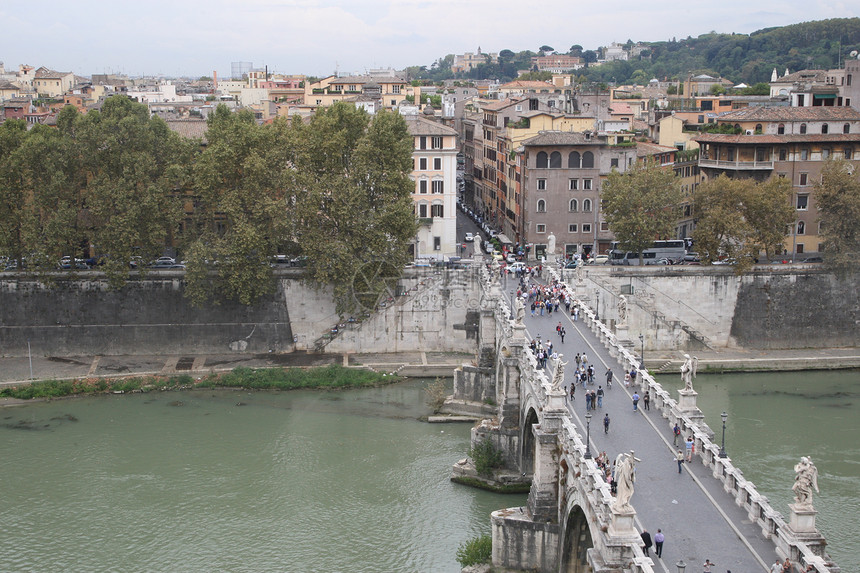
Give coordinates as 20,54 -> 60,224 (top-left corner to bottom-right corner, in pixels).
455,534 -> 493,567
0,365 -> 399,401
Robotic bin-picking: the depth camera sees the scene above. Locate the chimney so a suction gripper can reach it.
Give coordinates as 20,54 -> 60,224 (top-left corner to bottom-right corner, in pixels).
213,70 -> 218,89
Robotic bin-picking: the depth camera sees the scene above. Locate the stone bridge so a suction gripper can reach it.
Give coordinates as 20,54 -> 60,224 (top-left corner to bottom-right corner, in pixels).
449,265 -> 840,573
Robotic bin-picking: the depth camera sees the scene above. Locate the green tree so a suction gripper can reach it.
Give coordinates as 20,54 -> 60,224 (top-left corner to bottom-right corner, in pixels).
691,174 -> 792,272
602,160 -> 683,265
0,120 -> 30,269
816,158 -> 860,276
295,104 -> 416,314
74,96 -> 193,286
184,105 -> 295,306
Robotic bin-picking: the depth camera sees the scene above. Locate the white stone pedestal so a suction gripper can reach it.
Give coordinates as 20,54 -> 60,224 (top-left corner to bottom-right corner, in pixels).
677,389 -> 699,411
512,323 -> 527,343
608,507 -> 639,538
788,504 -> 818,533
547,389 -> 567,411
616,325 -> 629,340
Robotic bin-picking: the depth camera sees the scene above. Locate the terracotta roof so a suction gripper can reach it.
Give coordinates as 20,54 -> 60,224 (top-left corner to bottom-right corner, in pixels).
636,142 -> 677,157
772,69 -> 828,84
499,80 -> 555,90
34,68 -> 71,79
403,115 -> 457,136
482,98 -> 522,112
329,74 -> 406,85
694,132 -> 860,144
522,131 -> 601,146
610,103 -> 633,115
717,106 -> 860,122
165,119 -> 209,142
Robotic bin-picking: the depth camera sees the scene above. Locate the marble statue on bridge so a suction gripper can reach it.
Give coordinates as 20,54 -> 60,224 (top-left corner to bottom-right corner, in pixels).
792,456 -> 819,509
551,354 -> 567,390
617,295 -> 628,325
680,354 -> 698,391
514,295 -> 525,325
547,233 -> 556,256
612,450 -> 641,512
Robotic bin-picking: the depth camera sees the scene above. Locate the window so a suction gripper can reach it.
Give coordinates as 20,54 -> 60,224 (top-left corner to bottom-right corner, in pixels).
601,221 -> 609,231
569,199 -> 578,212
432,180 -> 444,194
431,137 -> 442,149
536,151 -> 548,168
755,124 -> 762,133
800,148 -> 808,160
583,199 -> 592,212
779,149 -> 787,161
797,194 -> 808,210
797,221 -> 805,235
845,148 -> 853,160
583,179 -> 592,190
582,151 -> 594,168
611,158 -> 619,168
844,123 -> 851,134
392,84 -> 401,94
822,124 -> 829,134
582,224 -> 591,233
800,123 -> 807,135
433,157 -> 441,170
419,179 -> 428,194
799,173 -> 808,186
536,199 -> 546,213
537,179 -> 547,190
550,151 -> 562,168
419,136 -> 427,150
569,179 -> 578,190
419,157 -> 427,170
418,203 -> 428,217
431,203 -> 444,217
777,123 -> 785,135
536,224 -> 546,233
568,151 -> 581,168
568,224 -> 578,233
822,148 -> 830,159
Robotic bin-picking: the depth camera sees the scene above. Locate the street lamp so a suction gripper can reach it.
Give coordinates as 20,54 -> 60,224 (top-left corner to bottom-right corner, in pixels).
584,412 -> 593,459
509,290 -> 514,319
676,560 -> 686,573
719,411 -> 728,459
638,334 -> 645,370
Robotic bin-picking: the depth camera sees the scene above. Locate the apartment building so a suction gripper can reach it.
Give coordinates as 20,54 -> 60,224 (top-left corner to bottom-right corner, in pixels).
33,67 -> 75,98
405,114 -> 459,259
695,105 -> 860,255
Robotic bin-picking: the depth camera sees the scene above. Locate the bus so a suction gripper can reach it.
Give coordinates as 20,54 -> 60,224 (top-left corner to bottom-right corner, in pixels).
608,240 -> 687,265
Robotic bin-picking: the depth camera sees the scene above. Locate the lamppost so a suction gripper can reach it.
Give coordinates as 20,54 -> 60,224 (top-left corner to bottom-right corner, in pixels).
509,290 -> 514,320
584,411 -> 593,459
719,411 -> 728,458
595,290 -> 600,321
638,334 -> 645,370
676,560 -> 686,573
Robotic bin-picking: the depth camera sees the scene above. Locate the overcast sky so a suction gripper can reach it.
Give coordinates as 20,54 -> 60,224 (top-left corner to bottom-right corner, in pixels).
2,1 -> 856,79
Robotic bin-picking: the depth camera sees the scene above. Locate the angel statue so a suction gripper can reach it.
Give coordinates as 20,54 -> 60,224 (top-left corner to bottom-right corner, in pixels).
514,295 -> 525,325
551,354 -> 567,390
617,295 -> 628,324
792,456 -> 819,508
680,354 -> 698,391
612,450 -> 641,512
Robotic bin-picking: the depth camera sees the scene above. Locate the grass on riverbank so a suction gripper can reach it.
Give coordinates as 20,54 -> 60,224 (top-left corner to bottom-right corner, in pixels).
0,365 -> 398,401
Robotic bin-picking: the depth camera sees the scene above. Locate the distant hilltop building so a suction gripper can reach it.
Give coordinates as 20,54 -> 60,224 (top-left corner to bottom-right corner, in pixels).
530,55 -> 583,73
452,48 -> 498,73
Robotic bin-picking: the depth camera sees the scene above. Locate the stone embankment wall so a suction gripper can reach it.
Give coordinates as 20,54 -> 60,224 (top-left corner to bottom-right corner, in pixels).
0,272 -> 293,357
580,266 -> 859,350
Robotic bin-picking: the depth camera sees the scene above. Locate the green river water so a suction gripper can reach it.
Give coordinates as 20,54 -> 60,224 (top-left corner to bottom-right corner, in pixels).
0,371 -> 857,572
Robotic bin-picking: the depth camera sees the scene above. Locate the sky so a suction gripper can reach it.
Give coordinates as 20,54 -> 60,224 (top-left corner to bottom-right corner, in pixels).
2,1 -> 857,79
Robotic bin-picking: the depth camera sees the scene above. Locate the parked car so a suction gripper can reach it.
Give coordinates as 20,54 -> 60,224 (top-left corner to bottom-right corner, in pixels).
505,253 -> 516,264
801,256 -> 823,263
508,262 -> 527,273
588,254 -> 610,265
148,260 -> 185,269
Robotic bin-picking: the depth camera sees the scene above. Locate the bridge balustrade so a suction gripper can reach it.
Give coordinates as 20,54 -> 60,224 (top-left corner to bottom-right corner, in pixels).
545,266 -> 838,573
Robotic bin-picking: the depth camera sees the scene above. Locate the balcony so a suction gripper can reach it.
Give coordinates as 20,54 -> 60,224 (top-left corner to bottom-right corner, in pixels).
698,158 -> 774,171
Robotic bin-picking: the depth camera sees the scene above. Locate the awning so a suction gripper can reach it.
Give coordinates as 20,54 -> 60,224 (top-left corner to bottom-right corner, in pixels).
496,233 -> 513,245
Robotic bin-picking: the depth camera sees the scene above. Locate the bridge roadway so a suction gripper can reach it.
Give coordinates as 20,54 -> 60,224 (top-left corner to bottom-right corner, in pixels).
518,278 -> 779,573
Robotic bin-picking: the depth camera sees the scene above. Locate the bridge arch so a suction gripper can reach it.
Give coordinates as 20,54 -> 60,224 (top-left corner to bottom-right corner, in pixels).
559,504 -> 594,573
521,406 -> 539,476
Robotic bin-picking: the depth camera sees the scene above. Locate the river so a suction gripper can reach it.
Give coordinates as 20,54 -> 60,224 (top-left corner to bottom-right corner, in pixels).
0,379 -> 523,572
657,369 -> 860,572
1,371 -> 857,572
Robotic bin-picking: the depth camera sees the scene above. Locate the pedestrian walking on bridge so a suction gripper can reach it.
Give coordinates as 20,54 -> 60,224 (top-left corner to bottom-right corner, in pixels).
653,529 -> 664,558
603,413 -> 610,434
676,450 -> 684,473
640,530 -> 652,556
632,392 -> 640,411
